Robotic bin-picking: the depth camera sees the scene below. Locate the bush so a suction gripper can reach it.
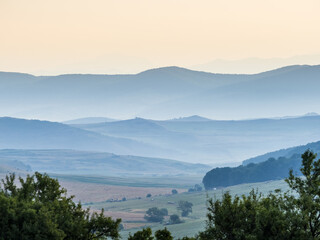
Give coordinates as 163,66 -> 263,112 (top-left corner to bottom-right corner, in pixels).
171,189 -> 178,194
177,200 -> 193,217
129,227 -> 173,240
169,214 -> 183,224
144,207 -> 168,222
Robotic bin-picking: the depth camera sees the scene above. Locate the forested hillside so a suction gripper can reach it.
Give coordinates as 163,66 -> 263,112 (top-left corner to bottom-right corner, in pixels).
203,154 -> 302,189
243,140 -> 320,165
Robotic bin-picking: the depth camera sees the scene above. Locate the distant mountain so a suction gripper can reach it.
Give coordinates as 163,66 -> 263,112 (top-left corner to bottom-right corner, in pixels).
0,66 -> 251,120
0,149 -> 210,176
77,117 -> 172,136
0,117 -> 176,159
63,117 -> 117,124
2,65 -> 320,121
170,115 -> 212,122
191,55 -> 320,74
73,115 -> 320,164
141,65 -> 320,119
0,158 -> 31,173
243,140 -> 320,165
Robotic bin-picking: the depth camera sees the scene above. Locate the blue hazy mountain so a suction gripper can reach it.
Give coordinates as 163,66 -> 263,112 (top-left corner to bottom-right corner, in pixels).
63,117 -> 117,124
72,115 -> 320,165
0,149 -> 210,176
2,65 -> 320,120
169,115 -> 212,122
243,140 -> 320,165
0,117 -> 177,159
141,65 -> 320,119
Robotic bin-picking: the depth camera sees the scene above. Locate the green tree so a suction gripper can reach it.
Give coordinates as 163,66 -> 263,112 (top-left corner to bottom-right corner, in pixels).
169,214 -> 182,224
128,227 -> 154,240
155,228 -> 173,240
144,207 -> 168,222
0,172 -> 121,240
128,228 -> 173,240
178,200 -> 193,217
286,150 -> 320,239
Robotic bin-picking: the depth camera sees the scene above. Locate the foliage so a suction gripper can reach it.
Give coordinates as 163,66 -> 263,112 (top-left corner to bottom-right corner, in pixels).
155,228 -> 173,240
146,193 -> 152,198
203,154 -> 302,189
128,227 -> 154,240
128,227 -> 173,240
177,200 -> 193,217
171,189 -> 178,194
144,207 -> 168,222
169,214 -> 183,224
0,172 -> 121,240
286,150 -> 320,239
188,184 -> 203,192
194,184 -> 202,192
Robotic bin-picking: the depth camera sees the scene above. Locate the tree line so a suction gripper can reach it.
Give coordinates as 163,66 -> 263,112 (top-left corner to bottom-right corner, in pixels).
203,153 -> 302,189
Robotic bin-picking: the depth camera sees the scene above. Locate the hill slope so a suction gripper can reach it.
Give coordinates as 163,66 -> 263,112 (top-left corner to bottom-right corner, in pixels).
0,149 -> 210,176
0,117 -> 175,159
203,154 -> 302,189
2,65 -> 320,120
243,140 -> 320,165
73,115 -> 320,164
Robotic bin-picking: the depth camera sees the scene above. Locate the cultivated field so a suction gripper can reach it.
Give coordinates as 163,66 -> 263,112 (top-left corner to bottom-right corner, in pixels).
87,179 -> 290,238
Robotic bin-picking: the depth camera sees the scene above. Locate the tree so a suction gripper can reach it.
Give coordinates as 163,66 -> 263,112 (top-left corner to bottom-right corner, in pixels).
178,200 -> 193,217
0,172 -> 121,240
146,193 -> 152,198
155,228 -> 173,240
144,207 -> 168,222
169,214 -> 183,224
128,227 -> 154,240
171,189 -> 178,194
194,184 -> 202,192
286,150 -> 320,239
129,228 -> 173,240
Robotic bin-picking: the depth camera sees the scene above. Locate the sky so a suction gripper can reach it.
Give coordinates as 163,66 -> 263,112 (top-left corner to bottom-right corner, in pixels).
1,0 -> 320,75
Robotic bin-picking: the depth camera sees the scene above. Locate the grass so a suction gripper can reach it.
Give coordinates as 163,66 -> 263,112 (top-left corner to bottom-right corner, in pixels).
50,173 -> 203,188
88,179 -> 290,239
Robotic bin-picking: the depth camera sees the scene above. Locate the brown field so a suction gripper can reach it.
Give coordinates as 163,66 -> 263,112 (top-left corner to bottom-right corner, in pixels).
59,179 -> 186,203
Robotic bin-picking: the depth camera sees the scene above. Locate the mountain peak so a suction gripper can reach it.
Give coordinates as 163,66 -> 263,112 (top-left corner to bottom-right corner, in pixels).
170,115 -> 212,122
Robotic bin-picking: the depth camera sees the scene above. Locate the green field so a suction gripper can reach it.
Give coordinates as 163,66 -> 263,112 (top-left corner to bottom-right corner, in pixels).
88,179 -> 289,239
51,173 -> 203,189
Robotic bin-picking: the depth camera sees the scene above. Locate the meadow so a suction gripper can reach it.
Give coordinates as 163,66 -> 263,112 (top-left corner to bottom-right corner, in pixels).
84,177 -> 290,238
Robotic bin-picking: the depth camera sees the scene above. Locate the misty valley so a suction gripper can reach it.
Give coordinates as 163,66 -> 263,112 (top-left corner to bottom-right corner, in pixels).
1,65 -> 320,239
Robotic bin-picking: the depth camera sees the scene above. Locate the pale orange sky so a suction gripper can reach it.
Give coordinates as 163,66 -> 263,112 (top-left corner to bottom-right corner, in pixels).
1,0 -> 320,74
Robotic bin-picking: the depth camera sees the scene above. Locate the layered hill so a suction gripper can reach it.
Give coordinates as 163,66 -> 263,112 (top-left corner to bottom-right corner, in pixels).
0,149 -> 210,176
0,117 -> 175,159
1,65 -> 320,120
243,140 -> 320,165
72,115 -> 320,164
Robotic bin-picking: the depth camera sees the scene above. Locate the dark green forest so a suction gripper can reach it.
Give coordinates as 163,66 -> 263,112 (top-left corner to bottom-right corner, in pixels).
203,154 -> 302,189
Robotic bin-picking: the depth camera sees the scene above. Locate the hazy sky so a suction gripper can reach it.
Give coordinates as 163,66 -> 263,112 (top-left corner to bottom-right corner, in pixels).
1,0 -> 320,74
